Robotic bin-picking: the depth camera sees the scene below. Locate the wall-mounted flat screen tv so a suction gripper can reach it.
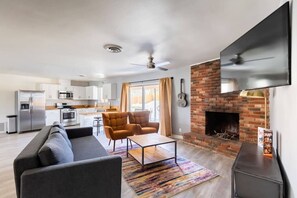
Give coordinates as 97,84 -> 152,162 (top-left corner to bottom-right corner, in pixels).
220,2 -> 291,93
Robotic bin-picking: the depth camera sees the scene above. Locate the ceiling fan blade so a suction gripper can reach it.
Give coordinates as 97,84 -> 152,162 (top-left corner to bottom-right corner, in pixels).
155,61 -> 170,67
157,67 -> 168,71
221,56 -> 274,66
130,63 -> 146,67
221,62 -> 234,67
244,56 -> 274,63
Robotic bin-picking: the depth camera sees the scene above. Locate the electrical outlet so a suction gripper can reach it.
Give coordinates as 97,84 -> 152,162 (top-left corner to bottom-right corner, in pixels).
179,128 -> 182,133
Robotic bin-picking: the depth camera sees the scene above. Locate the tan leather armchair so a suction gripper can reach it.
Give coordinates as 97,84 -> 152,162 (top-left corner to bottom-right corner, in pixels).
128,111 -> 159,135
102,112 -> 137,151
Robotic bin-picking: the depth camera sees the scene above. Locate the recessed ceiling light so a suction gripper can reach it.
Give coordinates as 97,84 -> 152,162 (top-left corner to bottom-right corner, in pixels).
103,44 -> 122,53
95,73 -> 105,78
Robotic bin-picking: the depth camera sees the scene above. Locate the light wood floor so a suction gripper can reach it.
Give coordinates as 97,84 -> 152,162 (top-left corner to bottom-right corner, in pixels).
0,129 -> 234,198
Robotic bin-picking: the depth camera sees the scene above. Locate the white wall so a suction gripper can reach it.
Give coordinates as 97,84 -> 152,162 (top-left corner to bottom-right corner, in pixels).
105,65 -> 191,134
0,74 -> 58,130
270,1 -> 297,197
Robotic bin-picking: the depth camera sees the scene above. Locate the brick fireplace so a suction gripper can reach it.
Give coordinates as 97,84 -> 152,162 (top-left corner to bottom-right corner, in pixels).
183,59 -> 269,157
205,111 -> 239,141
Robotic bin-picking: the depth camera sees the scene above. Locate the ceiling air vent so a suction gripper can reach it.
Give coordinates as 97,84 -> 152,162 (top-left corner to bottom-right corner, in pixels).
103,44 -> 122,53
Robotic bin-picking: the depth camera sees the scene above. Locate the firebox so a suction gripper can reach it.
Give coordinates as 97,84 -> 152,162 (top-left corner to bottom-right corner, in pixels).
205,111 -> 239,140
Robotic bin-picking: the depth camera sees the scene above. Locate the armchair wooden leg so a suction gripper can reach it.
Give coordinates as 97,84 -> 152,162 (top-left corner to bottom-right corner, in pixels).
121,139 -> 123,143
108,139 -> 111,146
113,140 -> 116,152
129,139 -> 132,148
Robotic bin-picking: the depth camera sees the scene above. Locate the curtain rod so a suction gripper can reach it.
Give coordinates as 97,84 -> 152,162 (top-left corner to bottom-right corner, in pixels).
129,77 -> 173,84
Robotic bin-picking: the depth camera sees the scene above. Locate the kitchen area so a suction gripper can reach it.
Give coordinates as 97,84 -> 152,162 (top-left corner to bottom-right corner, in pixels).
42,81 -> 117,128
8,80 -> 117,133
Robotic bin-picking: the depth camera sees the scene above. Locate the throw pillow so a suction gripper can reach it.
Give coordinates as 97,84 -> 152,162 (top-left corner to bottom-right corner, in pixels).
38,133 -> 74,166
50,126 -> 72,149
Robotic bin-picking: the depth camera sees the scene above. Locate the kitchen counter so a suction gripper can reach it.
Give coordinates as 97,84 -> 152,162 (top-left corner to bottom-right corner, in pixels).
45,105 -> 118,111
79,112 -> 103,127
79,112 -> 102,116
46,106 -> 60,110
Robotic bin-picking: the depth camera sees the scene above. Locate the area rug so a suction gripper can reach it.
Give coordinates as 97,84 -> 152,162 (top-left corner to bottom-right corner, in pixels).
109,146 -> 219,198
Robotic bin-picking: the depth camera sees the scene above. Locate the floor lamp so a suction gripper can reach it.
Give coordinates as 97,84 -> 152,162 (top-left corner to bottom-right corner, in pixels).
239,90 -> 267,128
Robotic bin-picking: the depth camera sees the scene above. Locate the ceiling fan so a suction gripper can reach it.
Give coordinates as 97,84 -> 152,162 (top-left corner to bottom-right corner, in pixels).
221,54 -> 274,66
131,56 -> 170,71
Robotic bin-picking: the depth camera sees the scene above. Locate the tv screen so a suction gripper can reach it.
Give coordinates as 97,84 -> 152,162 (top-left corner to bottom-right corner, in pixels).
220,2 -> 291,93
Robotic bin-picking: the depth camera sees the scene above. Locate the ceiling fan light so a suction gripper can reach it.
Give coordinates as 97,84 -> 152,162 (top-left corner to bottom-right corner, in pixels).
103,44 -> 122,53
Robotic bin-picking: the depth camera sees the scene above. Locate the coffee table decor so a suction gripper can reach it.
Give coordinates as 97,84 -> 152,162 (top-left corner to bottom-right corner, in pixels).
110,144 -> 219,197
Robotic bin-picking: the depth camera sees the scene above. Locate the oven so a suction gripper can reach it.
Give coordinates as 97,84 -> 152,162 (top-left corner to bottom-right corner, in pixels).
60,108 -> 77,126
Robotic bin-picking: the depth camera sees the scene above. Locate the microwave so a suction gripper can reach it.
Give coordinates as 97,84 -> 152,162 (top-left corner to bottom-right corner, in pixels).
58,91 -> 73,99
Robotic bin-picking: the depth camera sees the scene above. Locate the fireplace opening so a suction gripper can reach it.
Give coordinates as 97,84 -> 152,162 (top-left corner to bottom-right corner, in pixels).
205,111 -> 239,141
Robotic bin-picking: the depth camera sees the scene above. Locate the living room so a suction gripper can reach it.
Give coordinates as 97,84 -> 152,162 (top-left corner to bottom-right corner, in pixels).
0,0 -> 296,198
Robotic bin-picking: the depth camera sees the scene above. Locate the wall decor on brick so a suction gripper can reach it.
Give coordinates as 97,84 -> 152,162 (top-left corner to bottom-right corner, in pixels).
183,59 -> 269,157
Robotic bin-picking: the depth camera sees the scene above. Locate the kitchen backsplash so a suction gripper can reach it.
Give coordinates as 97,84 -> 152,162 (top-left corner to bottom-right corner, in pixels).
46,99 -> 88,106
46,99 -> 108,107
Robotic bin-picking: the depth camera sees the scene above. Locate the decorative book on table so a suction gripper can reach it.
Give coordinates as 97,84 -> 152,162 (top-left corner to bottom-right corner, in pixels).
257,127 -> 265,147
258,127 -> 273,157
263,129 -> 273,157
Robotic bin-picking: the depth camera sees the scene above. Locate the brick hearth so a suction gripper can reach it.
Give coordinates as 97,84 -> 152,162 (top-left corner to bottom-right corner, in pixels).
183,59 -> 269,157
183,132 -> 242,157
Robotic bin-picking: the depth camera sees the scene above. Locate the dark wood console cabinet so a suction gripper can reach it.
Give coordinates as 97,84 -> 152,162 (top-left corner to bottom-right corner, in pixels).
232,143 -> 283,198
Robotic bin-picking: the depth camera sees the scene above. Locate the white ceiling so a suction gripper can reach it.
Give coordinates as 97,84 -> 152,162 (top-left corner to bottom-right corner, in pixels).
0,0 -> 280,80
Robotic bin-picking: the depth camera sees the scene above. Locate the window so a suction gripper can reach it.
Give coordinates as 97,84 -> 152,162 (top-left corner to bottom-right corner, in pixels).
129,83 -> 159,121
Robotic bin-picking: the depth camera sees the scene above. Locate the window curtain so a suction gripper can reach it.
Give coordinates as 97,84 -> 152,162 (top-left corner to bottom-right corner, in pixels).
120,82 -> 129,112
159,78 -> 172,136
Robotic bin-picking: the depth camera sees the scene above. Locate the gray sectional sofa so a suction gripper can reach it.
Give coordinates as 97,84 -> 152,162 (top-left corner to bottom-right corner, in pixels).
13,123 -> 122,198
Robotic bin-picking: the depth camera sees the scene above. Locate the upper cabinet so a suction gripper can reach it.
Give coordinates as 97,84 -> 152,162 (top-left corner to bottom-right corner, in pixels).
86,86 -> 98,100
39,84 -> 59,99
102,83 -> 117,100
73,86 -> 86,100
98,87 -> 103,102
58,85 -> 73,92
39,83 -> 105,101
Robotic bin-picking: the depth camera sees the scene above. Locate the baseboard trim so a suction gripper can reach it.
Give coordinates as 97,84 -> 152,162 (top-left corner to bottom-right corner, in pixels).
171,134 -> 183,140
0,122 -> 5,132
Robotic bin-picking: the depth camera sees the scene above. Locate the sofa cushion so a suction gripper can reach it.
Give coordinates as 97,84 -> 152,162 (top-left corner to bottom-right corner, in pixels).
128,111 -> 150,127
102,112 -> 128,130
141,127 -> 158,134
112,129 -> 134,139
71,136 -> 108,161
13,126 -> 52,198
38,133 -> 74,166
50,126 -> 72,149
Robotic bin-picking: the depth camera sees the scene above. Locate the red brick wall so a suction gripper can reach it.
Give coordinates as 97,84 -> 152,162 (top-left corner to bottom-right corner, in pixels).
190,59 -> 269,143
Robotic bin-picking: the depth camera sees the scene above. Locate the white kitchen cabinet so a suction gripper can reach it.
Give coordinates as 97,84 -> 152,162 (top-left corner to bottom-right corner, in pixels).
58,85 -> 73,92
39,84 -> 59,100
85,108 -> 96,113
98,87 -> 103,102
76,108 -> 86,124
45,110 -> 60,126
79,109 -> 101,127
85,86 -> 98,100
76,108 -> 96,124
102,83 -> 116,100
73,86 -> 86,100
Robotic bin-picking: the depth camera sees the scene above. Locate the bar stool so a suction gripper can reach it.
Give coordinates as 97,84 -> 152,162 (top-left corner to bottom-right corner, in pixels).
93,116 -> 102,136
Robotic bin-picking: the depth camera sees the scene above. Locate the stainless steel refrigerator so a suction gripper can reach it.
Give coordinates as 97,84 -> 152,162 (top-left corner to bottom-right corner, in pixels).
16,90 -> 46,133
